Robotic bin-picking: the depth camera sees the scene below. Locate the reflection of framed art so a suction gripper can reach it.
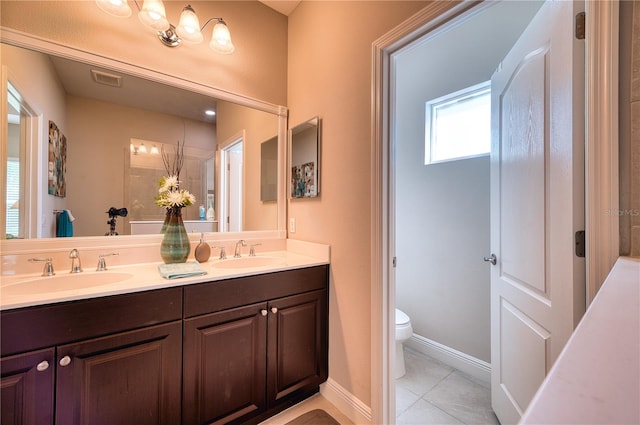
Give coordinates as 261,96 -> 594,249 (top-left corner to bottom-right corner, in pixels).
291,161 -> 316,198
48,120 -> 67,197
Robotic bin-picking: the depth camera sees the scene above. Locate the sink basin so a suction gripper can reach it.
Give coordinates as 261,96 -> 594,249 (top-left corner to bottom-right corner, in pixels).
212,256 -> 286,269
1,272 -> 134,295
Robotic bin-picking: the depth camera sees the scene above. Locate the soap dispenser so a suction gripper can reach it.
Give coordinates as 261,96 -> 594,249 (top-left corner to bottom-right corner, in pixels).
194,233 -> 211,263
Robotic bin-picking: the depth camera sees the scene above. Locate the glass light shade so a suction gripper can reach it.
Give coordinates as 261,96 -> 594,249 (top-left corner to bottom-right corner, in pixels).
150,145 -> 160,155
175,5 -> 203,44
138,0 -> 169,31
95,0 -> 132,18
138,143 -> 147,153
209,21 -> 235,54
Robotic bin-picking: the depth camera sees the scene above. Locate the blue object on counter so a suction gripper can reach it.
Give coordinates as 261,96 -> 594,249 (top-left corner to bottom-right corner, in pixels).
199,205 -> 205,220
158,261 -> 207,279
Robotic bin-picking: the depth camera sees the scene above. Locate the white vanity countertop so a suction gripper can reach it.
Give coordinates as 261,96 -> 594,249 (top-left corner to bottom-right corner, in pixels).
520,256 -> 640,424
0,240 -> 330,311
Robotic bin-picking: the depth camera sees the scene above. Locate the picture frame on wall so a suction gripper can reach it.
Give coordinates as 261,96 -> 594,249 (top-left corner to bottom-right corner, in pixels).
48,120 -> 67,197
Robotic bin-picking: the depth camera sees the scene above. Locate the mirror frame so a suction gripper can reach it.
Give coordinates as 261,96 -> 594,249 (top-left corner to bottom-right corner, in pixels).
0,27 -> 288,246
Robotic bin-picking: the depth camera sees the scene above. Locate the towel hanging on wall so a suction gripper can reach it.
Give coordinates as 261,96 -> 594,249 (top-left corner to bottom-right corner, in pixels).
56,209 -> 74,237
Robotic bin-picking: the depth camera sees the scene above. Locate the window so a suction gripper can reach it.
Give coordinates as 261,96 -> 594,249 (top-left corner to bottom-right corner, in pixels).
5,158 -> 20,238
425,81 -> 491,164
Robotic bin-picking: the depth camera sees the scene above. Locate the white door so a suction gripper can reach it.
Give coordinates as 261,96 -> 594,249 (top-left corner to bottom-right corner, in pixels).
220,139 -> 243,232
489,1 -> 585,423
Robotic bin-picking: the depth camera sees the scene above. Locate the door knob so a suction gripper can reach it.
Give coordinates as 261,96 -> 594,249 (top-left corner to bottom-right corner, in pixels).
59,356 -> 72,367
261,309 -> 268,316
271,307 -> 278,314
483,254 -> 497,265
36,360 -> 50,372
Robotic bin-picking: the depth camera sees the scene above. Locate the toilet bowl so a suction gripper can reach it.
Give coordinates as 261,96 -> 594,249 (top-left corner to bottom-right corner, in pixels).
395,308 -> 413,379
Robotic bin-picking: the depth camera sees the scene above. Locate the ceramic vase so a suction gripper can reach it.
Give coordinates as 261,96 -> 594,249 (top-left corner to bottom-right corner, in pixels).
160,207 -> 190,263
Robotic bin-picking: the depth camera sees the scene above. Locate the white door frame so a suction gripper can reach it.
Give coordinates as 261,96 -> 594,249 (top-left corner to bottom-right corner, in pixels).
370,1 -> 619,424
218,131 -> 244,233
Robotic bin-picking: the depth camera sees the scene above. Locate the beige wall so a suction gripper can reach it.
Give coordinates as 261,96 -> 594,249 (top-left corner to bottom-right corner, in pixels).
0,1 -> 288,106
287,0 -> 429,406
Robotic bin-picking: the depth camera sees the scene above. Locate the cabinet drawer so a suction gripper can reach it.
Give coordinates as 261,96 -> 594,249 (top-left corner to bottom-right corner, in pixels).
184,265 -> 328,318
1,287 -> 182,356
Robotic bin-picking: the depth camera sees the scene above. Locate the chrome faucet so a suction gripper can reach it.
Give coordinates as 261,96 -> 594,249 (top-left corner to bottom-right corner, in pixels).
213,245 -> 227,260
28,257 -> 55,276
97,252 -> 119,271
69,249 -> 83,273
234,240 -> 246,258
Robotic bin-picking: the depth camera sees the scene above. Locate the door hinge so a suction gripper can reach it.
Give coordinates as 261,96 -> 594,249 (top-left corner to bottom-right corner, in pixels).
575,230 -> 586,258
575,12 -> 586,40
392,257 -> 397,268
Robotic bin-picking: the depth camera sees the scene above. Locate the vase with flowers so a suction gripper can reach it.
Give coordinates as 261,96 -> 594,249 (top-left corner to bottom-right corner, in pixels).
155,140 -> 195,264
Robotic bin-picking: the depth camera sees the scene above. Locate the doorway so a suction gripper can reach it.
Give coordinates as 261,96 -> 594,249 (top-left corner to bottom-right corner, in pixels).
392,2 -> 541,422
219,133 -> 243,232
371,2 -> 619,425
2,78 -> 38,240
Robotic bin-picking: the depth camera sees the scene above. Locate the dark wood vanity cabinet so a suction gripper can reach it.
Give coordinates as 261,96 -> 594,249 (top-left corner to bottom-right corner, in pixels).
0,287 -> 183,425
183,266 -> 329,425
1,348 -> 55,425
55,321 -> 182,425
1,264 -> 329,425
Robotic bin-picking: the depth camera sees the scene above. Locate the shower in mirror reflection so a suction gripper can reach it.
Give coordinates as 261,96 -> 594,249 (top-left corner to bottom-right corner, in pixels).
95,0 -> 235,53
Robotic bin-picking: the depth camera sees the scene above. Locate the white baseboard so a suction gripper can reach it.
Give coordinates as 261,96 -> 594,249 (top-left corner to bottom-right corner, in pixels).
320,378 -> 372,424
406,334 -> 491,385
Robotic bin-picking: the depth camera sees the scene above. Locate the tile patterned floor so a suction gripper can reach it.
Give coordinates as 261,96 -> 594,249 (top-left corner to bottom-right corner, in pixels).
261,346 -> 499,425
396,347 -> 500,425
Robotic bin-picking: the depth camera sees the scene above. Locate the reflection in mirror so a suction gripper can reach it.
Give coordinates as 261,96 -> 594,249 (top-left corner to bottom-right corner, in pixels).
219,135 -> 244,232
1,41 -> 283,239
261,135 -> 278,202
128,140 -> 216,234
3,81 -> 37,239
290,117 -> 320,198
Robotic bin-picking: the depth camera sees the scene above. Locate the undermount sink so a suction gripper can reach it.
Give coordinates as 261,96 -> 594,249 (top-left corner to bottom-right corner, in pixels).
1,272 -> 134,295
212,256 -> 286,269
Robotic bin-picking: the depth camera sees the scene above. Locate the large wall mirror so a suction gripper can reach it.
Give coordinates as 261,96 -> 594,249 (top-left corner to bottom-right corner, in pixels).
1,39 -> 286,240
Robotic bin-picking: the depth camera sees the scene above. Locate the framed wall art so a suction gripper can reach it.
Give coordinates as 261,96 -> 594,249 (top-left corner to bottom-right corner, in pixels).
48,120 -> 67,197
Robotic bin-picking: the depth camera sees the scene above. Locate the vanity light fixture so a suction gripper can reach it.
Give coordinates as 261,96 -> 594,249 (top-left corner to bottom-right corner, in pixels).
130,142 -> 159,155
95,0 -> 235,54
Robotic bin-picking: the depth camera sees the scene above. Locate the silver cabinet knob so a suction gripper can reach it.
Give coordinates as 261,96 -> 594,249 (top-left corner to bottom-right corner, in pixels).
271,307 -> 278,314
261,309 -> 268,316
59,356 -> 71,367
36,360 -> 49,372
483,254 -> 497,265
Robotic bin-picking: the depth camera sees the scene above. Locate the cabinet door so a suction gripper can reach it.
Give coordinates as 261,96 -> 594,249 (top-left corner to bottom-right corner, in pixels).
183,302 -> 267,425
55,321 -> 182,425
267,289 -> 328,404
1,348 -> 55,425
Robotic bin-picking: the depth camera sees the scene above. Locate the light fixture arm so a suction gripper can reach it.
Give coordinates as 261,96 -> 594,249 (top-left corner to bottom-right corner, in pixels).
200,17 -> 226,32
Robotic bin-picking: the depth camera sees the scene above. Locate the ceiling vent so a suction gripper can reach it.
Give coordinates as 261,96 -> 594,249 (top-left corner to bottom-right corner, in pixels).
91,69 -> 122,88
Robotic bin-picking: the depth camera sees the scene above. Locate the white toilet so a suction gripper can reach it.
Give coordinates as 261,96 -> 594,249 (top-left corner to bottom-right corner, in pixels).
395,308 -> 413,379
